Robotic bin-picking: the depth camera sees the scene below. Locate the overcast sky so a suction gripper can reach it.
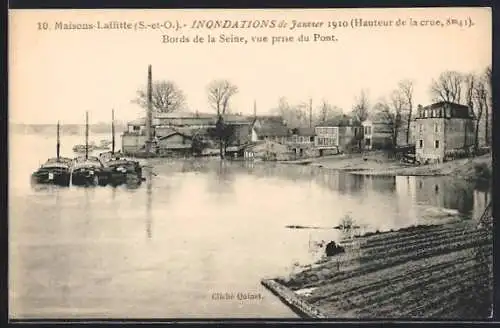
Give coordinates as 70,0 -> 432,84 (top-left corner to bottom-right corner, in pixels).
9,7 -> 491,124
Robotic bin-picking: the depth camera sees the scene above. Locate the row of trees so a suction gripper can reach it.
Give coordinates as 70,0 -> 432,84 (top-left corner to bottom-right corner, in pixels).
429,68 -> 492,150
133,66 -> 492,158
268,66 -> 491,150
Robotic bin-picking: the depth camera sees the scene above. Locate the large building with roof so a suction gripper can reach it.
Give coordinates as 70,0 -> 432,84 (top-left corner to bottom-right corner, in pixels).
414,101 -> 475,163
314,115 -> 362,155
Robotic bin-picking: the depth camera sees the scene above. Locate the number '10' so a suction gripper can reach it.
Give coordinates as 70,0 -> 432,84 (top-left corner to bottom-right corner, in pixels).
37,22 -> 49,30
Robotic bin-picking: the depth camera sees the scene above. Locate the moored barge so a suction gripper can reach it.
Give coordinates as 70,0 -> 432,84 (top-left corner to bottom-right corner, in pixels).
31,121 -> 73,187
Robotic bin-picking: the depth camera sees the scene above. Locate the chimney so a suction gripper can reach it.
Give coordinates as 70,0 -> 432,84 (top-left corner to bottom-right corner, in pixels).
146,65 -> 153,152
417,104 -> 423,118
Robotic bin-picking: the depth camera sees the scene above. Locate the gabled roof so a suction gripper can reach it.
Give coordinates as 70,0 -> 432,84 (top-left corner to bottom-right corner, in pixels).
128,117 -> 146,125
157,130 -> 193,140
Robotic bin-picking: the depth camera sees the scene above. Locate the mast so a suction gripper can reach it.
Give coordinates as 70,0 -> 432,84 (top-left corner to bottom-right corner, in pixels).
85,111 -> 89,160
56,120 -> 60,160
309,98 -> 312,128
111,109 -> 115,154
146,64 -> 153,153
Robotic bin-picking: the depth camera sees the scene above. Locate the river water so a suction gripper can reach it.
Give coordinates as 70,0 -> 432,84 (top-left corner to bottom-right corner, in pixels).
9,132 -> 491,319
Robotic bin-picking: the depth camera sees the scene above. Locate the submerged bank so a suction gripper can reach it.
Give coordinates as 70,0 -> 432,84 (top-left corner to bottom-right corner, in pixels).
292,152 -> 492,180
262,219 -> 493,319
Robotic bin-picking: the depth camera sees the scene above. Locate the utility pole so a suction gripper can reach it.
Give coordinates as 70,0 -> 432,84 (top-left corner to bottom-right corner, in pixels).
146,64 -> 153,153
253,99 -> 257,118
309,98 -> 312,128
111,109 -> 115,154
85,111 -> 89,160
56,120 -> 60,160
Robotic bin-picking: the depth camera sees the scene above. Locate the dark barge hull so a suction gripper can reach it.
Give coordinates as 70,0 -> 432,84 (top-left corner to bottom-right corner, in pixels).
31,173 -> 71,187
70,172 -> 106,186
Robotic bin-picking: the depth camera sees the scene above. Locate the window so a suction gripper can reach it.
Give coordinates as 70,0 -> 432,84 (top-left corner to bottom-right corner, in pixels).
434,123 -> 439,133
419,140 -> 423,148
310,136 -> 314,142
133,126 -> 140,131
435,140 -> 439,148
419,124 -> 423,133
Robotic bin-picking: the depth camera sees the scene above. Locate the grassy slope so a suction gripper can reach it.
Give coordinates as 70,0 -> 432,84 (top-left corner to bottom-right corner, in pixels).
277,221 -> 493,319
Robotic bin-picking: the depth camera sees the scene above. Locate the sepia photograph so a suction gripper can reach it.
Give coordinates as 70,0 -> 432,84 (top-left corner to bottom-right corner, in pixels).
8,7 -> 492,320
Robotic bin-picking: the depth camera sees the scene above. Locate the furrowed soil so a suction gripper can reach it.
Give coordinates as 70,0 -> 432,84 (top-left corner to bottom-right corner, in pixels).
275,221 -> 493,319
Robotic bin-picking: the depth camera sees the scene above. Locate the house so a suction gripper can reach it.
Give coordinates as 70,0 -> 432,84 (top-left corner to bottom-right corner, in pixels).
122,133 -> 148,155
121,111 -> 254,154
414,101 -> 475,163
122,117 -> 149,154
252,116 -> 290,144
153,111 -> 216,127
396,119 -> 418,146
242,140 -> 291,161
315,115 -> 363,155
125,117 -> 148,135
362,112 -> 394,150
156,130 -> 193,156
288,127 -> 316,157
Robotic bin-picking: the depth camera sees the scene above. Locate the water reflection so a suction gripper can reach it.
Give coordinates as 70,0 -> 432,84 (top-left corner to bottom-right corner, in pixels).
9,135 -> 492,318
207,161 -> 235,196
146,167 -> 153,240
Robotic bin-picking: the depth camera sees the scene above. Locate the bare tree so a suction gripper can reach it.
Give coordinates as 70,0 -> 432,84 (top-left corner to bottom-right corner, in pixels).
133,80 -> 186,113
207,79 -> 239,116
429,71 -> 463,103
273,98 -> 310,128
352,89 -> 370,123
389,90 -> 406,147
484,66 -> 492,146
398,80 -> 414,144
463,73 -> 477,111
317,100 -> 343,124
207,79 -> 239,159
473,77 -> 488,152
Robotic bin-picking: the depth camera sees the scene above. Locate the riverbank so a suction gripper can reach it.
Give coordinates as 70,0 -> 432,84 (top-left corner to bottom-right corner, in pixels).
302,152 -> 492,179
263,219 -> 493,319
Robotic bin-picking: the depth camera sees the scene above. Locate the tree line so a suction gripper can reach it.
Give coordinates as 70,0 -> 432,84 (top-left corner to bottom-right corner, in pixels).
132,66 -> 491,157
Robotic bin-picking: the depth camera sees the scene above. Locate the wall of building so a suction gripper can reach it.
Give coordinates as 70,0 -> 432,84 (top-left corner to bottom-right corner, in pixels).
127,124 -> 146,134
156,117 -> 215,127
444,118 -> 475,152
251,128 -> 258,142
415,118 -> 445,162
121,134 -> 147,154
396,120 -> 417,146
233,124 -> 252,145
157,134 -> 192,149
315,126 -> 339,149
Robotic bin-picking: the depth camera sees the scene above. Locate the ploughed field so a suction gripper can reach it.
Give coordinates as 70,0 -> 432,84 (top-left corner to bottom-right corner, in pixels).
275,221 -> 493,319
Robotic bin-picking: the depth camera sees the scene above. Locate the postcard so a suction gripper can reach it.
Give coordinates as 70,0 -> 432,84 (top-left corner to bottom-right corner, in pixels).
8,7 -> 492,320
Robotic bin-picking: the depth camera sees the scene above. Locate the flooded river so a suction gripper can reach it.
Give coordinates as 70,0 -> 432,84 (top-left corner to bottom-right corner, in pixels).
9,133 -> 491,319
